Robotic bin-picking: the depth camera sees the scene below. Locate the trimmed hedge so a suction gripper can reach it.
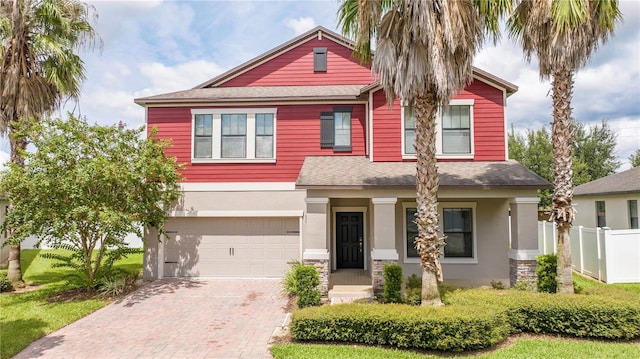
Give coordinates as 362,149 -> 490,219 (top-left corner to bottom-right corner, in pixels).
536,254 -> 558,293
291,304 -> 510,351
291,288 -> 640,351
294,265 -> 321,308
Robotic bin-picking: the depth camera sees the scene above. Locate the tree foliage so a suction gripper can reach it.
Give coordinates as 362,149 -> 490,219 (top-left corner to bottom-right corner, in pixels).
0,115 -> 182,287
629,149 -> 640,168
509,119 -> 621,209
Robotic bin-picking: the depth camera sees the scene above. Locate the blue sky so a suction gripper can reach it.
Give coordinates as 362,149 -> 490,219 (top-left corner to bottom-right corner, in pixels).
2,0 -> 638,169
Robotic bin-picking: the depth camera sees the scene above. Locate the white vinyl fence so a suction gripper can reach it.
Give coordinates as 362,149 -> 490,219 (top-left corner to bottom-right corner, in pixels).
538,221 -> 640,283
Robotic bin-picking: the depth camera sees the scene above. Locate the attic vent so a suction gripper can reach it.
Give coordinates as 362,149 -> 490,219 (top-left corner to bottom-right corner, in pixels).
313,47 -> 327,72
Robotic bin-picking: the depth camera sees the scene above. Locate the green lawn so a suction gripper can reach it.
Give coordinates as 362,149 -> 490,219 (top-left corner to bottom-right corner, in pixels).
272,338 -> 640,358
0,249 -> 142,359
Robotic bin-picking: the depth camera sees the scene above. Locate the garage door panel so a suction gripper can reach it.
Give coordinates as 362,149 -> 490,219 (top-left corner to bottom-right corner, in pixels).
163,217 -> 299,277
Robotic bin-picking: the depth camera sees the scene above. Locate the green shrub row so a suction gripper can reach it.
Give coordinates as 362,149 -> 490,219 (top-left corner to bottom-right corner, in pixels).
290,304 -> 509,352
293,265 -> 321,308
291,289 -> 640,351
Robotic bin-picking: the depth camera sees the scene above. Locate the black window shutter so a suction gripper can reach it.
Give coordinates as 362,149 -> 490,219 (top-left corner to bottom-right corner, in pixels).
320,112 -> 334,148
314,48 -> 327,72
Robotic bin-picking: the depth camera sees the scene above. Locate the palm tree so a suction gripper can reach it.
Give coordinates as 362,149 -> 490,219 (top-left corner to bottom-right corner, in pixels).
0,0 -> 98,282
339,0 -> 508,305
509,0 -> 620,293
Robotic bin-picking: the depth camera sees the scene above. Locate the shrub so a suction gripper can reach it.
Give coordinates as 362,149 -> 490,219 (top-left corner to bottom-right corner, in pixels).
282,260 -> 304,297
294,265 -> 320,308
491,280 -> 505,290
0,272 -> 12,293
404,274 -> 421,305
536,254 -> 557,293
383,264 -> 403,304
97,270 -> 141,298
291,303 -> 511,351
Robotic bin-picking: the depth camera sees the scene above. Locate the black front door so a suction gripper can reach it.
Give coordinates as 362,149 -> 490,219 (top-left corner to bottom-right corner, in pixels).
336,212 -> 364,269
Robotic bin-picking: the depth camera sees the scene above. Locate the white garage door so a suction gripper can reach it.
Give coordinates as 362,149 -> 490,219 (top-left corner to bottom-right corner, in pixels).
163,217 -> 300,277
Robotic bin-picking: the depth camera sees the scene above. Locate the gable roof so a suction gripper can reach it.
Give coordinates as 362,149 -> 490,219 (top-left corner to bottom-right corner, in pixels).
296,156 -> 550,190
192,25 -> 517,95
195,26 -> 355,89
574,166 -> 640,196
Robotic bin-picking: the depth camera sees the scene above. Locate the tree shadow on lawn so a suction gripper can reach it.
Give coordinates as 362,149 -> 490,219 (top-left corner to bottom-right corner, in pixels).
0,318 -> 61,359
115,278 -> 205,307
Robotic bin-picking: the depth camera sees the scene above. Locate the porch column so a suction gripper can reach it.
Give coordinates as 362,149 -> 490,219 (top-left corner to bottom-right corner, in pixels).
509,197 -> 541,287
303,197 -> 330,296
371,198 -> 399,295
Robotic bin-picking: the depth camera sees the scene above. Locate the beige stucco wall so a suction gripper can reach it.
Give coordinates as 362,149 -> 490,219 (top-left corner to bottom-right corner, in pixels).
574,193 -> 640,230
396,198 -> 511,287
176,189 -> 306,212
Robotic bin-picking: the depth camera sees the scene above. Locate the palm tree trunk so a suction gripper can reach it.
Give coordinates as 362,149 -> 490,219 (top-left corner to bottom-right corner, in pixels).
6,122 -> 27,283
414,92 -> 444,306
551,68 -> 575,294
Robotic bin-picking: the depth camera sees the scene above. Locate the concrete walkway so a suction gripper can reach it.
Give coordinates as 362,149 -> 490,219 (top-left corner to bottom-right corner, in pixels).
15,278 -> 289,359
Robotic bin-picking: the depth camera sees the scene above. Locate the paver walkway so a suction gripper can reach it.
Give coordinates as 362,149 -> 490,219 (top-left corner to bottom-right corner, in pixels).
15,278 -> 289,359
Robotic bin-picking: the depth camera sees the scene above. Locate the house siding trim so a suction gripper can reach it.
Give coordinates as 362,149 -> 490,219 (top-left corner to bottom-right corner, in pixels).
180,182 -> 296,192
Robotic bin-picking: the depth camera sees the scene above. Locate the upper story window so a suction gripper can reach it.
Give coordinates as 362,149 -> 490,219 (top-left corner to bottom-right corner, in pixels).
402,99 -> 474,159
629,200 -> 638,229
191,108 -> 276,163
321,106 -> 352,152
596,200 -> 606,227
403,202 -> 477,264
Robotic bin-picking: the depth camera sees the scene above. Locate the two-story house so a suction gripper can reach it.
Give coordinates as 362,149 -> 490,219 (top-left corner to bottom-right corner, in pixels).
135,26 -> 549,294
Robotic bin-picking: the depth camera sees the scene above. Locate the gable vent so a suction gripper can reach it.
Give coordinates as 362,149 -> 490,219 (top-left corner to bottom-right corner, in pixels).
313,47 -> 327,72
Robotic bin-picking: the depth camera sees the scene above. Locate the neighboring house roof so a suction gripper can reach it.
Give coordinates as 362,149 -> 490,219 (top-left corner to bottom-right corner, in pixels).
574,166 -> 640,196
134,85 -> 369,105
296,156 -> 551,190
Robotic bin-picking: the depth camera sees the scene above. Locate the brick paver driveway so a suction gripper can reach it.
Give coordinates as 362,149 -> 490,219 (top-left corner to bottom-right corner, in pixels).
15,278 -> 289,359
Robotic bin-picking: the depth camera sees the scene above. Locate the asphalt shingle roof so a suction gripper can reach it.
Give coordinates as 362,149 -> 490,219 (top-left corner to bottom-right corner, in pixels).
574,166 -> 640,196
296,156 -> 551,189
134,85 -> 368,105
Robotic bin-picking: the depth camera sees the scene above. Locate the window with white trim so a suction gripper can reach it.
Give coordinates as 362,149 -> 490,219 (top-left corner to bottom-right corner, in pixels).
191,108 -> 276,162
403,202 -> 477,263
320,106 -> 352,152
402,99 -> 474,158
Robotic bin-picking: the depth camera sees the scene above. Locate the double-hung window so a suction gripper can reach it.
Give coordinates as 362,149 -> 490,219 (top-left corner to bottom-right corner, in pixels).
402,99 -> 474,158
191,108 -> 276,162
403,202 -> 477,264
320,106 -> 352,152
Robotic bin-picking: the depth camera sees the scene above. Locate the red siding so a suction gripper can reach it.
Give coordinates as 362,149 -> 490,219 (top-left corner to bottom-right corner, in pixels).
371,79 -> 506,162
219,38 -> 375,87
147,105 -> 367,182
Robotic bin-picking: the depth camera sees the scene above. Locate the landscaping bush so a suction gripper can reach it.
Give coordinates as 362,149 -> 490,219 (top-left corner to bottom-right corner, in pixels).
0,272 -> 12,292
383,264 -> 403,304
404,274 -> 421,305
536,254 -> 557,293
282,260 -> 304,297
291,303 -> 511,351
294,265 -> 321,308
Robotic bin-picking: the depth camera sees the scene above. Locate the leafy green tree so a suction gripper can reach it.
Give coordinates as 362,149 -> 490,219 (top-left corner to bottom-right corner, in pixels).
573,120 -> 620,182
509,120 -> 621,209
0,0 -> 98,282
0,115 -> 182,288
629,149 -> 640,168
338,0 -> 509,306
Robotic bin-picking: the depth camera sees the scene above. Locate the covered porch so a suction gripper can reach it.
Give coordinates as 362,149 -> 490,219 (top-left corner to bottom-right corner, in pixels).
296,156 -> 550,296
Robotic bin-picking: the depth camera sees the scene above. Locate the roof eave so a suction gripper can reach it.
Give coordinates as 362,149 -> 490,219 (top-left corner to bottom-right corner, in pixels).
296,184 -> 551,190
134,94 -> 366,106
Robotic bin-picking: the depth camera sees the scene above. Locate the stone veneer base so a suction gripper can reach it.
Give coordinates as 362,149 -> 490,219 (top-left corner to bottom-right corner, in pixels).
510,258 -> 537,288
371,259 -> 398,296
303,258 -> 330,297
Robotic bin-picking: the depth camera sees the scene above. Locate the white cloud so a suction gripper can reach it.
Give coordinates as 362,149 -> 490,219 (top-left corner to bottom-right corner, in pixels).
284,17 -> 316,35
139,60 -> 226,93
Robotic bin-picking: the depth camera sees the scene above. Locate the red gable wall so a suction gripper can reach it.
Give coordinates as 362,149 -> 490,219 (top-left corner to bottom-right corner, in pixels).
371,79 -> 506,162
219,37 -> 376,87
147,104 -> 367,182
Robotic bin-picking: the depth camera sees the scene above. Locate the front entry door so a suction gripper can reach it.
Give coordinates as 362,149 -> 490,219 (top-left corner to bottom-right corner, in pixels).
336,212 -> 364,269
